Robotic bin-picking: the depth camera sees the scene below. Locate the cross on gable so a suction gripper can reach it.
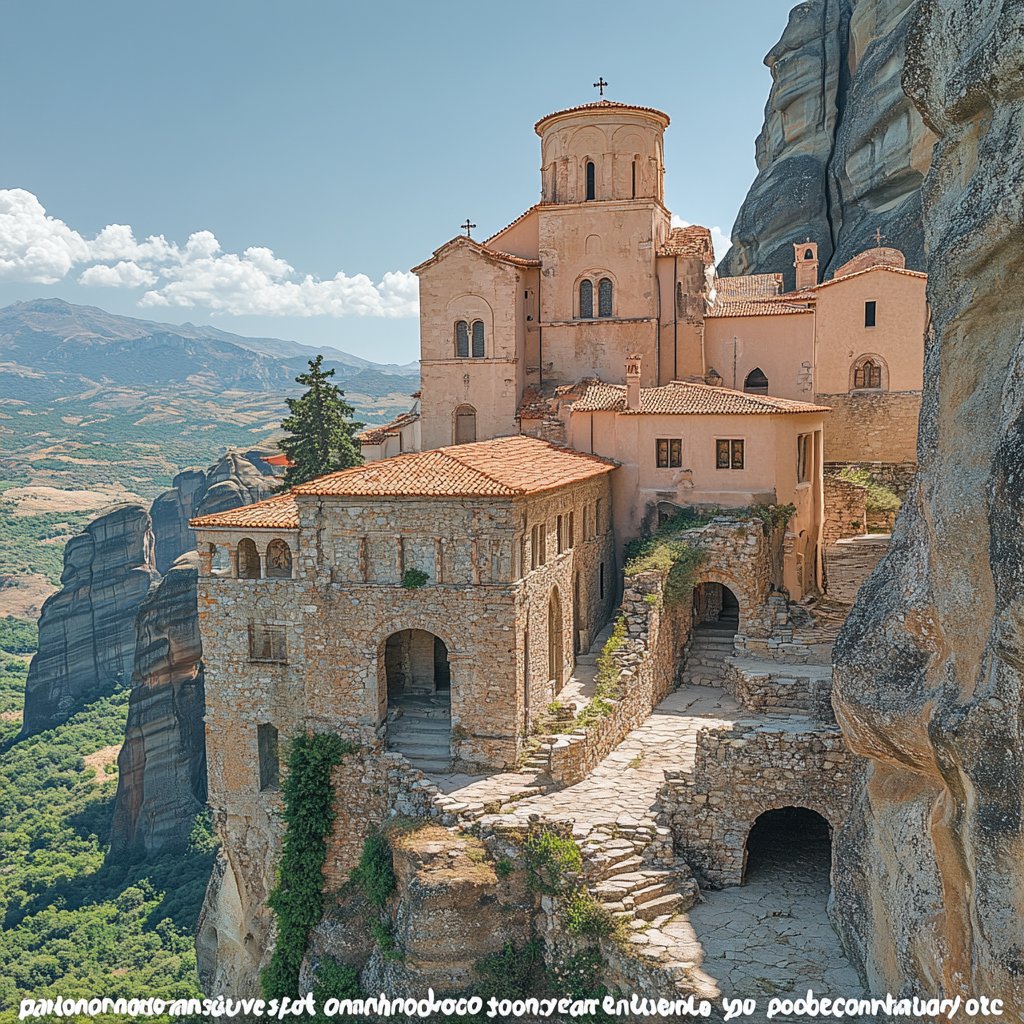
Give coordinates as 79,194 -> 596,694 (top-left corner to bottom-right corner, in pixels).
874,227 -> 885,246
461,219 -> 476,238
593,77 -> 608,98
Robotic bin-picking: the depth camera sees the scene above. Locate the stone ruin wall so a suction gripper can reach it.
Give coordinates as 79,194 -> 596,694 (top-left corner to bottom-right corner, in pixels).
823,476 -> 869,546
817,390 -> 922,465
661,723 -> 863,887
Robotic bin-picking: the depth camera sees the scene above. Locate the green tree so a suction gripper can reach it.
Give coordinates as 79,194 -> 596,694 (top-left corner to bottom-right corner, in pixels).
279,356 -> 363,487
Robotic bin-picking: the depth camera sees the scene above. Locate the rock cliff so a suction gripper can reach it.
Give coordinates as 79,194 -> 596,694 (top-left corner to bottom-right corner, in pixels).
108,553 -> 208,860
720,0 -> 936,288
832,0 -> 1024,1012
20,505 -> 160,736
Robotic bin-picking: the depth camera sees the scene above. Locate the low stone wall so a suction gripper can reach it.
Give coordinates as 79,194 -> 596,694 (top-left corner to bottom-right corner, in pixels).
661,721 -> 861,886
817,391 -> 921,465
546,569 -> 690,785
722,659 -> 835,722
823,476 -> 868,546
824,460 -> 918,500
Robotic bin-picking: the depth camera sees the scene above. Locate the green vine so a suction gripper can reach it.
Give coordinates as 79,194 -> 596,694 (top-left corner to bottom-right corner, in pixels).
401,568 -> 429,589
350,829 -> 395,909
261,733 -> 355,1000
749,502 -> 797,533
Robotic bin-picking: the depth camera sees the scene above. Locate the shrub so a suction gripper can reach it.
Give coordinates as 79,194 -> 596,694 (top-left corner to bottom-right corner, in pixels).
369,918 -> 402,961
564,887 -> 621,939
401,568 -> 429,589
0,616 -> 37,655
749,502 -> 797,533
261,733 -> 354,1000
495,857 -> 515,879
836,467 -> 901,516
523,829 -> 582,894
474,940 -> 544,1000
312,957 -> 362,1002
350,830 -> 395,909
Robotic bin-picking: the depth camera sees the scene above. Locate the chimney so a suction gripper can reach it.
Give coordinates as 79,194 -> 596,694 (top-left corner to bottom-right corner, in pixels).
625,353 -> 641,411
793,240 -> 819,291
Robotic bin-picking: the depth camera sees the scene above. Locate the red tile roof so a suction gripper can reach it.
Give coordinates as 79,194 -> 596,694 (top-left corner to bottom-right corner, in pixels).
715,273 -> 785,299
262,453 -> 295,467
657,226 -> 715,262
296,436 -> 615,498
357,409 -> 420,446
572,380 -> 830,416
191,491 -> 299,530
535,100 -> 670,134
707,298 -> 815,318
411,235 -> 541,274
806,263 -> 927,291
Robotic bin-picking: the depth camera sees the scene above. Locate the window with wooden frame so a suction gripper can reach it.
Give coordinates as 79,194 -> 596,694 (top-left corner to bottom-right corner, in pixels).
531,523 -> 546,569
853,359 -> 882,389
716,438 -> 745,470
796,433 -> 813,483
656,438 -> 682,468
248,622 -> 287,663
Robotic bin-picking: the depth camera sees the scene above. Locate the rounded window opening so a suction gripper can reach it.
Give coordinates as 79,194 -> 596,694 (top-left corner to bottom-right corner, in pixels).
209,543 -> 231,577
743,806 -> 831,884
384,629 -> 451,769
265,539 -> 292,578
692,581 -> 740,634
237,538 -> 261,580
743,367 -> 769,395
454,404 -> 477,444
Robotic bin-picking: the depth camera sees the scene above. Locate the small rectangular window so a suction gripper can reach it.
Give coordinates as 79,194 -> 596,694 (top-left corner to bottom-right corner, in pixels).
531,524 -> 546,568
567,511 -> 575,549
257,723 -> 280,791
556,515 -> 564,555
797,433 -> 812,483
249,623 -> 287,663
595,499 -> 603,534
716,439 -> 744,470
864,300 -> 877,328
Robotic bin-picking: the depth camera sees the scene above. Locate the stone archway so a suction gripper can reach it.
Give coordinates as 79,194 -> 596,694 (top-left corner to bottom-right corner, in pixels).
692,581 -> 740,635
742,806 -> 832,884
383,628 -> 451,771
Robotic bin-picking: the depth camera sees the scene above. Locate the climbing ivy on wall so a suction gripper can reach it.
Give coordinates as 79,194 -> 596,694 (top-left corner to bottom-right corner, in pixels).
261,733 -> 356,1000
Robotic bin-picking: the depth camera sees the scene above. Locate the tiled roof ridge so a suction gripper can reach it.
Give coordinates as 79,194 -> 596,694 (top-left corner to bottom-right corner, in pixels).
534,100 -> 670,134
802,263 -> 927,292
190,489 -> 299,530
411,235 -> 542,274
572,379 -> 830,415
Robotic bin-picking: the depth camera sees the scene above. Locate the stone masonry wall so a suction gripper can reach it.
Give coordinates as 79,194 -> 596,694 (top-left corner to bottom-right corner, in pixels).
817,391 -> 921,464
662,722 -> 863,886
823,476 -> 868,546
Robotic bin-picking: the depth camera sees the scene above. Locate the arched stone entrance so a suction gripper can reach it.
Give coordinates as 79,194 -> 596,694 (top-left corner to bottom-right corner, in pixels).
743,806 -> 831,884
384,628 -> 451,771
693,581 -> 740,635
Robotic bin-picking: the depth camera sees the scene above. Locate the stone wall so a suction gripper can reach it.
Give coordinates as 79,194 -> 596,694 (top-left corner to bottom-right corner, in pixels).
823,476 -> 868,546
661,722 -> 862,886
722,660 -> 835,722
817,390 -> 921,464
824,459 -> 918,500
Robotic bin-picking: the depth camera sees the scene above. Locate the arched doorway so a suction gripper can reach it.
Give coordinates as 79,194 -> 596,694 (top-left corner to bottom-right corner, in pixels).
743,807 -> 831,884
692,581 -> 740,634
384,628 -> 451,771
548,591 -> 564,691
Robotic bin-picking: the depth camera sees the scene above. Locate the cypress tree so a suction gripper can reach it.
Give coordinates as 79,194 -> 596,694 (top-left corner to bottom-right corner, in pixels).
279,355 -> 363,487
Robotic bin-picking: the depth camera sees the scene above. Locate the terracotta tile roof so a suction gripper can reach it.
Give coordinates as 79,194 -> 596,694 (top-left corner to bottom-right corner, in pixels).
484,204 -> 548,245
357,409 -> 420,445
804,263 -> 927,292
657,226 -> 715,262
707,298 -> 815,318
572,380 -> 830,416
715,273 -> 785,299
293,436 -> 615,498
517,386 -> 550,419
534,100 -> 670,134
411,235 -> 541,274
833,246 -> 906,277
190,491 -> 299,530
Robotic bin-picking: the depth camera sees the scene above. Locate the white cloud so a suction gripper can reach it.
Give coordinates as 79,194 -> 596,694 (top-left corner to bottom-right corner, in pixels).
0,188 -> 419,318
79,260 -> 157,288
671,214 -> 732,263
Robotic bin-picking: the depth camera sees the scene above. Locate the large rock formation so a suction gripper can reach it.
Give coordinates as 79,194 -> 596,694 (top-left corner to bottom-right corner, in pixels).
720,0 -> 937,289
107,452 -> 278,860
20,505 -> 160,736
109,553 -> 207,860
832,0 -> 1024,1012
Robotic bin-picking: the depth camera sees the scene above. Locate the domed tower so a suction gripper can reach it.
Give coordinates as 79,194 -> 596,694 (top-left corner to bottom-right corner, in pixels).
535,100 -> 669,205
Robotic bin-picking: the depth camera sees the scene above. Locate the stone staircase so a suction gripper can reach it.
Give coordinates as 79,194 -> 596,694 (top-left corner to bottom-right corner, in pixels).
387,700 -> 452,774
680,626 -> 736,687
824,534 -> 890,604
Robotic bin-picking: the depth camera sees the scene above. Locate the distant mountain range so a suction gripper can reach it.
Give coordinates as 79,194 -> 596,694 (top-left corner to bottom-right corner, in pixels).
0,298 -> 418,397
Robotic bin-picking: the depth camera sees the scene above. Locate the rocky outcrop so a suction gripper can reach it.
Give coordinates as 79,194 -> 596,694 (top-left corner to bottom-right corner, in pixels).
832,0 -> 1024,1013
720,0 -> 936,289
151,451 -> 276,574
108,553 -> 207,860
20,505 -> 160,736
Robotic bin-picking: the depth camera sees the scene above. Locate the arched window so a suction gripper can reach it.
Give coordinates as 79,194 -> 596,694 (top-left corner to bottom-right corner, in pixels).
579,279 -> 594,319
585,160 -> 596,201
598,278 -> 613,318
455,320 -> 469,358
804,248 -> 814,260
471,320 -> 485,358
853,358 -> 883,390
743,368 -> 769,394
237,538 -> 261,579
454,404 -> 477,444
265,539 -> 292,578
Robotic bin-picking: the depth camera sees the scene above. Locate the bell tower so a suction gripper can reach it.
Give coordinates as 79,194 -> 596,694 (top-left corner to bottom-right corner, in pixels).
794,241 -> 819,290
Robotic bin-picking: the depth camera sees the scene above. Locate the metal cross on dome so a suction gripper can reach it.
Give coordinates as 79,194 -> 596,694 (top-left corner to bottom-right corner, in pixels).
461,219 -> 476,238
593,77 -> 608,98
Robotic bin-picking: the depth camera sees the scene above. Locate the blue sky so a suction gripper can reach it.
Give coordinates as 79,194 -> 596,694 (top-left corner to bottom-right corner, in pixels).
0,1 -> 793,364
